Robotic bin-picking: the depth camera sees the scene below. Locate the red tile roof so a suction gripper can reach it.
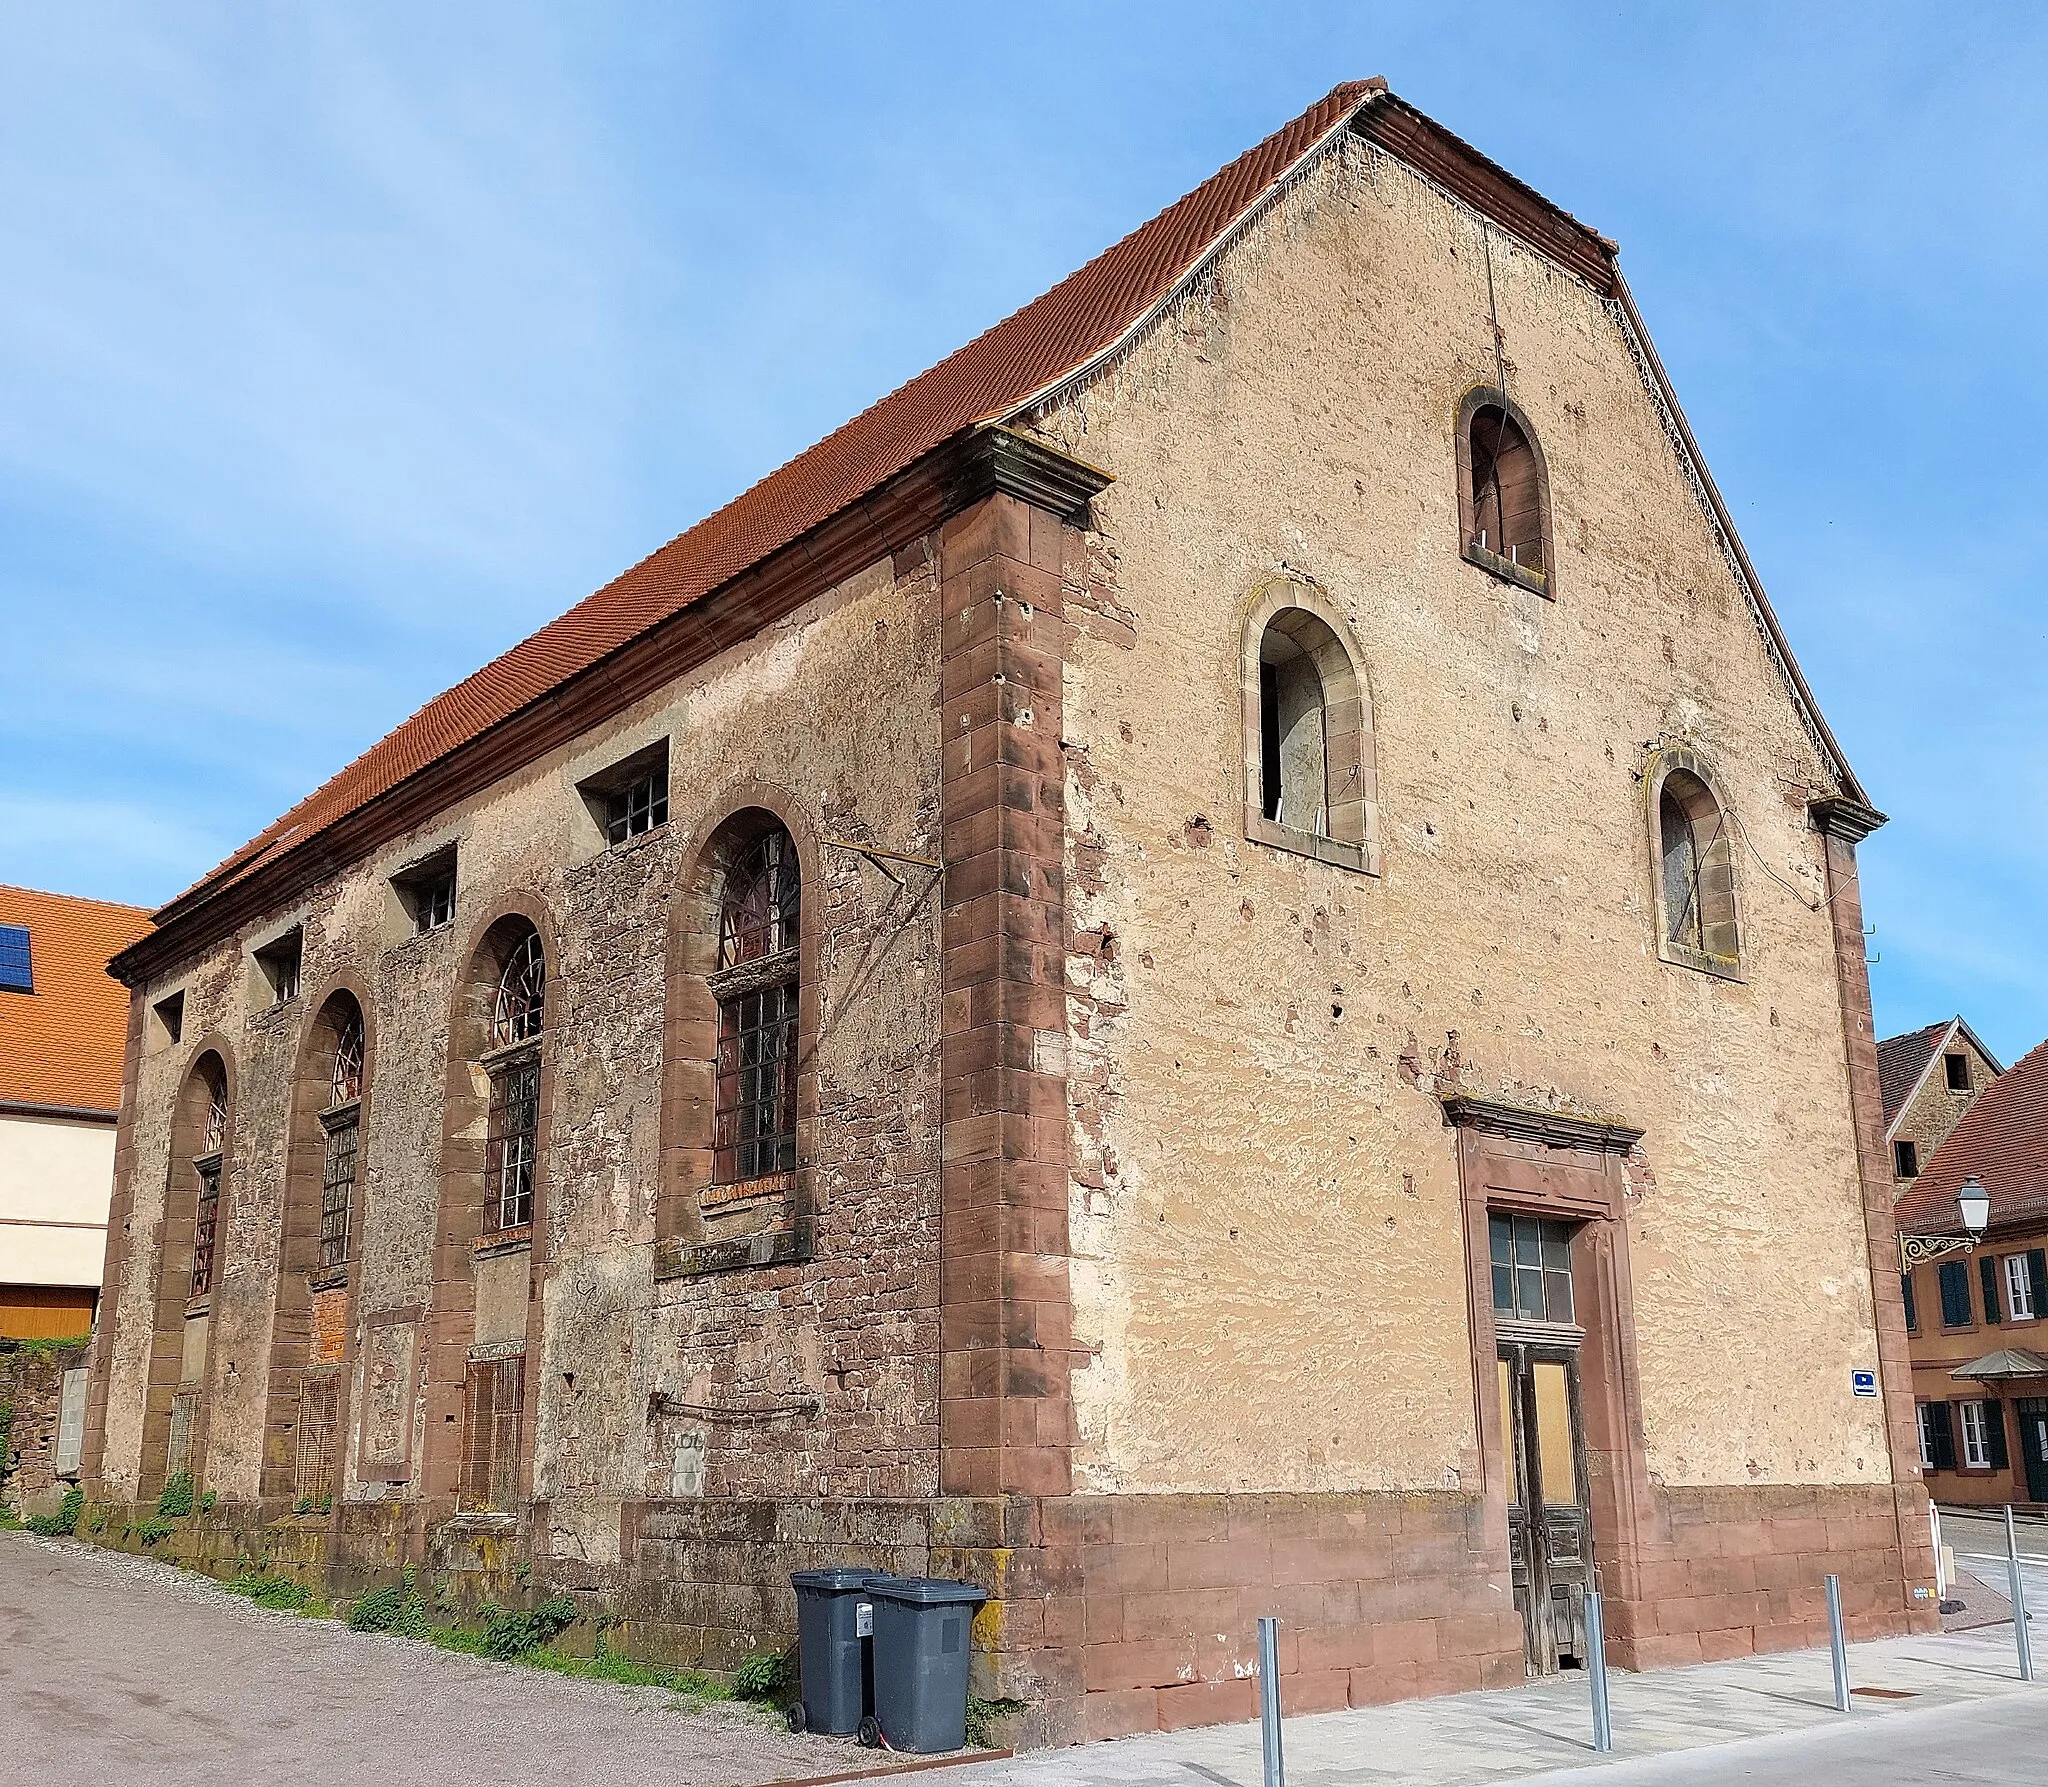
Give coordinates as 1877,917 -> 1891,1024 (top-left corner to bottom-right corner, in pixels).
1897,1035 -> 2048,1233
0,886 -> 152,1113
1878,1021 -> 1951,1127
163,80 -> 1390,924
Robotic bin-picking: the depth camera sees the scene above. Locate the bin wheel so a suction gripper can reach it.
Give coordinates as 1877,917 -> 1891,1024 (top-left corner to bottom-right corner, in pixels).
857,1716 -> 882,1749
786,1702 -> 807,1734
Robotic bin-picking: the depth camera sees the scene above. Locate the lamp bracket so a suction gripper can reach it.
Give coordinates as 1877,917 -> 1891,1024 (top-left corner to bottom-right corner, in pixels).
1900,1233 -> 1978,1270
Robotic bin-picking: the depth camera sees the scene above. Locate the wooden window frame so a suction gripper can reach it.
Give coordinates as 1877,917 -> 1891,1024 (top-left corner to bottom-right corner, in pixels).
1645,746 -> 1743,982
1454,386 -> 1555,599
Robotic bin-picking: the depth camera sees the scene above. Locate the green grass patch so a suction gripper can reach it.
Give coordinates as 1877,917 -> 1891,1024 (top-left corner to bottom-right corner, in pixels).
222,1569 -> 313,1611
26,1485 -> 83,1537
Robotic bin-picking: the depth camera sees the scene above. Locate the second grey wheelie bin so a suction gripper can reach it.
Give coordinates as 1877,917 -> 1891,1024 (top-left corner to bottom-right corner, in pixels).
864,1575 -> 988,1752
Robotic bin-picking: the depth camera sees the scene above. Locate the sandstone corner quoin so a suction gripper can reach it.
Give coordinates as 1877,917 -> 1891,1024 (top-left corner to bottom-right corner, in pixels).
78,80 -> 1938,1746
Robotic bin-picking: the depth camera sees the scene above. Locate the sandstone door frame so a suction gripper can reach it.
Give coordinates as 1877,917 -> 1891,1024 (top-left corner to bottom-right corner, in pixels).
1450,1097 -> 1657,1658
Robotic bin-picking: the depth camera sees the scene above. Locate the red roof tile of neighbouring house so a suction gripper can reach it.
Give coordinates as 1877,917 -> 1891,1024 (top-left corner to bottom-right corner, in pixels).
0,886 -> 152,1113
1897,1036 -> 2048,1233
1878,1021 -> 1950,1127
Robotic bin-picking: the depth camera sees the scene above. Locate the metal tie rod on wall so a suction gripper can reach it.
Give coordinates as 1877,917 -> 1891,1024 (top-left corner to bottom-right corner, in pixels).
1586,1592 -> 1614,1753
1825,1573 -> 1851,1712
1257,1616 -> 1286,1787
2008,1505 -> 2036,1682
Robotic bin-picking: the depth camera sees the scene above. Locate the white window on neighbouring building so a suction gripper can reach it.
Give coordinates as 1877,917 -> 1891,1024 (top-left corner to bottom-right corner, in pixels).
1961,1399 -> 1991,1470
1917,1403 -> 1938,1470
2008,1255 -> 2036,1322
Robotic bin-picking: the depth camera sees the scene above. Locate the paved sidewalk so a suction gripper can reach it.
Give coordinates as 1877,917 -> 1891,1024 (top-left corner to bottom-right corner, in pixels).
936,1625 -> 2047,1787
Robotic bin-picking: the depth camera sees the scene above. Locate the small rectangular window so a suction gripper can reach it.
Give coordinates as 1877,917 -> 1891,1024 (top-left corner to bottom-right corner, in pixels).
320,1115 -> 358,1272
1917,1402 -> 1937,1470
1893,1138 -> 1919,1179
392,846 -> 458,936
1961,1399 -> 1990,1469
0,923 -> 32,992
1938,1259 -> 1973,1328
153,990 -> 185,1046
1946,1052 -> 1972,1092
577,741 -> 670,850
485,1056 -> 540,1232
255,929 -> 303,1006
1902,1271 -> 1918,1333
2009,1255 -> 2036,1321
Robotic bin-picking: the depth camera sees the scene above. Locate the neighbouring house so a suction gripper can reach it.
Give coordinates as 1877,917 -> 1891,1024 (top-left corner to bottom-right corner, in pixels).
81,81 -> 1938,1745
0,885 -> 153,1339
1879,1017 -> 2002,1189
1898,1037 -> 2048,1510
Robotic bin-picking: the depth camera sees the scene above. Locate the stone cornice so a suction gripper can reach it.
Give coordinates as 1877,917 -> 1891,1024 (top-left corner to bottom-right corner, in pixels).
111,429 -> 1114,989
1441,1094 -> 1644,1155
1810,797 -> 1888,844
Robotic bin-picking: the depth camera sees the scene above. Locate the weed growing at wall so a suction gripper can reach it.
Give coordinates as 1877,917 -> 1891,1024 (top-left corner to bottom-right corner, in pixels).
155,1472 -> 194,1518
964,1696 -> 1027,1749
223,1570 -> 314,1612
731,1650 -> 794,1703
137,1517 -> 175,1545
346,1566 -> 433,1637
26,1486 -> 83,1537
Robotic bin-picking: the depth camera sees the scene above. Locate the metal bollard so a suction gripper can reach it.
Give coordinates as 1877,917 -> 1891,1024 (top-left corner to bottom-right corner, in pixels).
1257,1616 -> 1286,1787
2007,1505 -> 2035,1682
1825,1573 -> 1850,1712
1585,1591 -> 1613,1753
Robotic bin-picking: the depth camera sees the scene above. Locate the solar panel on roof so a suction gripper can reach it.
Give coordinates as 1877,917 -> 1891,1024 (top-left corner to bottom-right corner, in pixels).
0,924 -> 31,992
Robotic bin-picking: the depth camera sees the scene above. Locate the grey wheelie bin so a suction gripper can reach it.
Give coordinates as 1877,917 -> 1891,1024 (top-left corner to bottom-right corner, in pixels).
788,1568 -> 882,1735
866,1576 -> 988,1752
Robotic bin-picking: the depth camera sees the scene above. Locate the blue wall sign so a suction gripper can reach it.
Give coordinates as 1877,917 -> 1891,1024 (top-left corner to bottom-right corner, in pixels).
1851,1370 -> 1879,1398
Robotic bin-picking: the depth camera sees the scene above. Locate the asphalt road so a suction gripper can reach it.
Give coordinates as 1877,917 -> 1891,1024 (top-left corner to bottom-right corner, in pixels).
1504,1692 -> 2048,1784
0,1531 -> 864,1787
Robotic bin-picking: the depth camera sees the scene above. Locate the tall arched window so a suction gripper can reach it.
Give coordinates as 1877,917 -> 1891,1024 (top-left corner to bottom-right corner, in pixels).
713,825 -> 799,1190
1457,390 -> 1553,596
1242,589 -> 1379,875
143,1047 -> 232,1497
1653,759 -> 1741,975
263,990 -> 368,1508
485,926 -> 545,1233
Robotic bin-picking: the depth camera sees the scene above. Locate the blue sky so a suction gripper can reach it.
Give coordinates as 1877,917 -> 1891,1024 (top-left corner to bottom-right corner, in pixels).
2,4 -> 2042,1061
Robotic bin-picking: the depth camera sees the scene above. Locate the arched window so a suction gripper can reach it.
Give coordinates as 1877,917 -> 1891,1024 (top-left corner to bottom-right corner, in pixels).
144,1047 -> 232,1497
713,825 -> 799,1188
1457,391 -> 1552,596
1654,762 -> 1740,973
484,925 -> 545,1233
1242,592 -> 1379,874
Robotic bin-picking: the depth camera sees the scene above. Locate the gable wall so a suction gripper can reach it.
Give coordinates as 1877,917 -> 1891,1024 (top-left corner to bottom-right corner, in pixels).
1032,137 -> 1885,1497
1892,1030 -> 1999,1188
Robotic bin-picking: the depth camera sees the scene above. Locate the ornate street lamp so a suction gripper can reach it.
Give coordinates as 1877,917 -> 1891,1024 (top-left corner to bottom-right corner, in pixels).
1900,1176 -> 1992,1269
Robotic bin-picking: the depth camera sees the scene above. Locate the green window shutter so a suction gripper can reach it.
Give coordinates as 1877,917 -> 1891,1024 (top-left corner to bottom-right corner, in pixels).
1987,1401 -> 2010,1472
1931,1401 -> 1957,1471
1901,1272 -> 1918,1333
2030,1250 -> 2048,1315
1939,1261 -> 1972,1328
1983,1255 -> 2004,1323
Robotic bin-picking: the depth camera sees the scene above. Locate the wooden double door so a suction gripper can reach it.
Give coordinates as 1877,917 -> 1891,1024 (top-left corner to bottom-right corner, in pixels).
1499,1338 -> 1594,1673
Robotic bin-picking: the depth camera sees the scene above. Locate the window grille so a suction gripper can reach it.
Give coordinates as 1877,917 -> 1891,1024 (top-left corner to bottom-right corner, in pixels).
460,1354 -> 524,1512
1489,1213 -> 1575,1324
167,1391 -> 198,1478
191,1158 -> 222,1298
712,827 -> 800,1187
0,923 -> 32,992
294,1373 -> 340,1508
489,931 -> 545,1048
485,1055 -> 539,1232
605,766 -> 669,846
320,1119 -> 358,1271
202,1079 -> 227,1156
331,1011 -> 364,1106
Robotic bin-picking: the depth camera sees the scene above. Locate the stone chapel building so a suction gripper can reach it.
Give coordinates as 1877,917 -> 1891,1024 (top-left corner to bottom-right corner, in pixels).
82,81 -> 1937,1743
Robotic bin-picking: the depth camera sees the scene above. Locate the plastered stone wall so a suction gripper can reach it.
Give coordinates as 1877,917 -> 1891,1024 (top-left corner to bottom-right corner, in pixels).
98,555 -> 944,1545
1031,138 -> 1886,1496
